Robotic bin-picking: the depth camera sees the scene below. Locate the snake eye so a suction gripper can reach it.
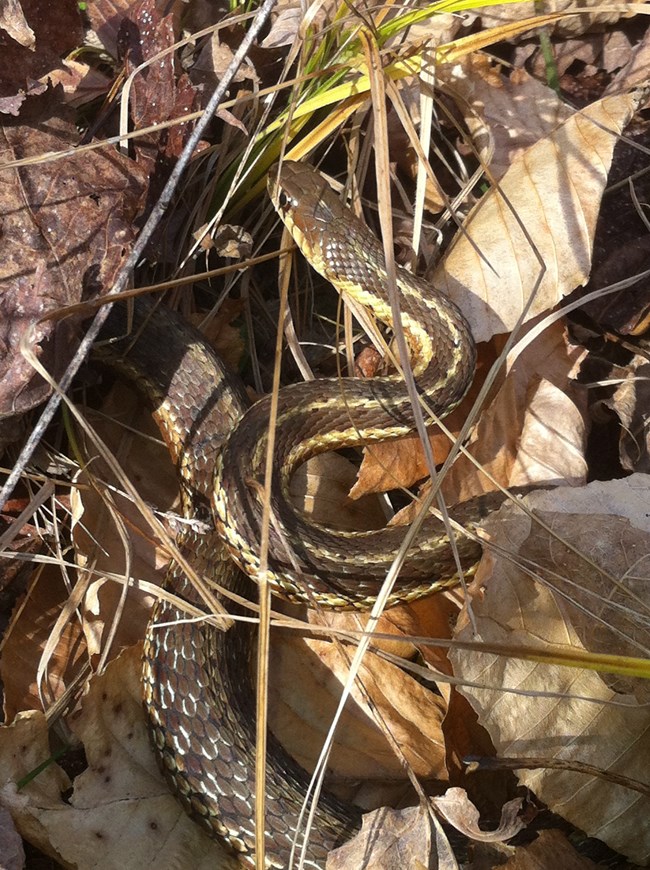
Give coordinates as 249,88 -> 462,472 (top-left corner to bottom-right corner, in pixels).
277,190 -> 291,212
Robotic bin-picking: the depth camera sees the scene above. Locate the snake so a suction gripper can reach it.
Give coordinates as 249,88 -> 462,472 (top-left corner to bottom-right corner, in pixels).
97,161 -> 484,867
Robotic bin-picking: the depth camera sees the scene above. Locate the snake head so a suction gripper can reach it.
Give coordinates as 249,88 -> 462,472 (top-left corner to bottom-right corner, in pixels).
268,160 -> 380,288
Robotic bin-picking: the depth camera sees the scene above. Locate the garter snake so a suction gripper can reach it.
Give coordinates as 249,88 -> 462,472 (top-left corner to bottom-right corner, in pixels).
98,161 -> 483,867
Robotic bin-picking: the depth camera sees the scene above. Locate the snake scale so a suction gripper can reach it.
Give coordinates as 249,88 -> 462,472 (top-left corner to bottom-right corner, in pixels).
97,162 -> 485,867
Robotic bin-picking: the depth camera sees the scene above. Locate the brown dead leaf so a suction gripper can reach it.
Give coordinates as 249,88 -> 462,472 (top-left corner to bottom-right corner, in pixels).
42,59 -> 111,107
192,28 -> 258,92
380,320 -> 587,519
261,5 -> 303,49
0,0 -> 82,110
292,452 -> 388,531
0,711 -> 70,860
328,803 -> 460,870
455,321 -> 587,498
86,0 -> 160,60
503,828 -> 599,870
604,356 -> 650,473
450,475 -> 650,864
1,565 -> 88,720
73,381 -> 177,661
444,56 -> 573,181
0,0 -> 34,49
473,1 -> 636,36
0,648 -> 236,869
269,630 -> 449,787
436,89 -> 645,344
119,0 -> 199,169
0,89 -> 146,419
605,23 -> 650,97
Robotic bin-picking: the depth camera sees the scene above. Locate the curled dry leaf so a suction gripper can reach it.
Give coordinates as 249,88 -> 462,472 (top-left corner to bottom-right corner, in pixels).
1,564 -> 88,720
431,787 -> 525,842
435,89 -> 645,344
41,59 -> 111,107
450,475 -> 650,864
603,356 -> 650,474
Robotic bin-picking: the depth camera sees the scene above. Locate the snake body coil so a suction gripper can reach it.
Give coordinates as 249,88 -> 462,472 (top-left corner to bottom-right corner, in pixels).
215,162 -> 479,609
98,162 -> 480,867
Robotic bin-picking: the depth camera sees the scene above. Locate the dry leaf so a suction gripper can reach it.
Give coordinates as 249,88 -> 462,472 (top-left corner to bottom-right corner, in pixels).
0,711 -> 71,860
119,0 -> 199,168
0,648 -> 236,869
472,1 -> 637,36
191,30 -> 258,93
377,320 -> 587,519
604,356 -> 650,473
0,90 -> 146,418
445,57 -> 573,180
269,630 -> 449,787
0,0 -> 82,110
328,803 -> 459,870
502,828 -> 599,870
0,0 -> 34,49
605,23 -> 650,96
432,788 -> 525,842
41,59 -> 111,107
436,89 -> 645,343
437,320 -> 588,501
292,452 -> 387,530
1,565 -> 88,720
0,804 -> 25,870
450,475 -> 650,864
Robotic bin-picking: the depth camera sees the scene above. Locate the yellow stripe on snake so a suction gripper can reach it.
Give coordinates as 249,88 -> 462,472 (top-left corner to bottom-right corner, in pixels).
98,162 -> 485,867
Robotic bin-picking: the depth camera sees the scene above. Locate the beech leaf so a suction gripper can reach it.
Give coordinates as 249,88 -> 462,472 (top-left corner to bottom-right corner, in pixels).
436,89 -> 647,343
450,475 -> 650,864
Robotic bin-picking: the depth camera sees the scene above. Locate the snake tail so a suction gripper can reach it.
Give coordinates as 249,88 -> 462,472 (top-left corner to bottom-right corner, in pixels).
96,298 -> 359,868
